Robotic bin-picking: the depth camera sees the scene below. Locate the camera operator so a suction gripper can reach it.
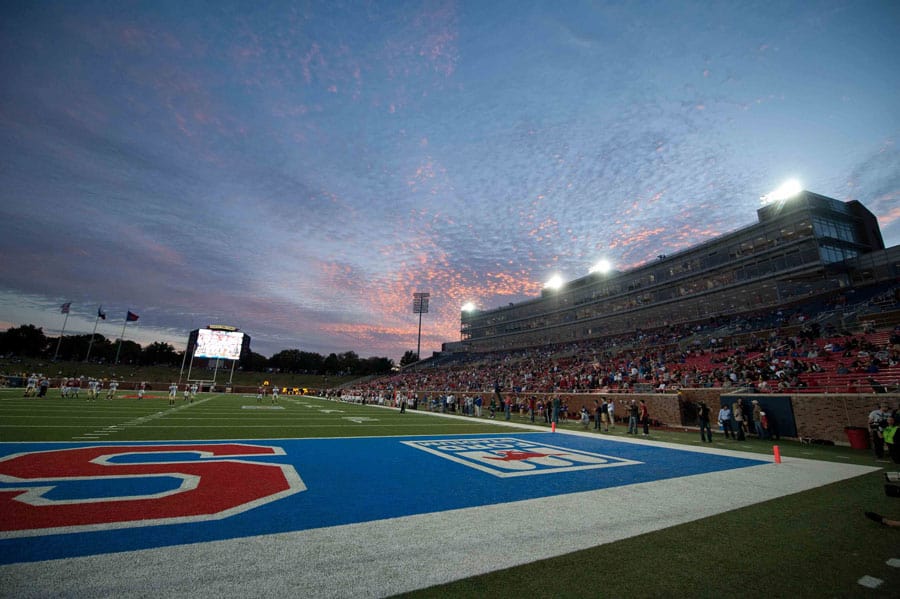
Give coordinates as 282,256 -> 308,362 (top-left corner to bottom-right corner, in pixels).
868,403 -> 892,462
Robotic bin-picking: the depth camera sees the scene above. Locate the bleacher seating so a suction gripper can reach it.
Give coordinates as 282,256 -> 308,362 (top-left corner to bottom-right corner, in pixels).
350,287 -> 899,398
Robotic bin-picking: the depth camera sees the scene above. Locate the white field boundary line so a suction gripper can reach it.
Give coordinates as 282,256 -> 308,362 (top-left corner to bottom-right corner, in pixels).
0,455 -> 876,599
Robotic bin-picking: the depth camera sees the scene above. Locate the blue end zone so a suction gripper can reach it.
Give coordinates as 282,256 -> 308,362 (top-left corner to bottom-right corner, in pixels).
0,433 -> 766,564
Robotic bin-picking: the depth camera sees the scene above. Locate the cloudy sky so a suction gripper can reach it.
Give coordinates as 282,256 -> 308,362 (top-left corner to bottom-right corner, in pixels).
1,1 -> 898,362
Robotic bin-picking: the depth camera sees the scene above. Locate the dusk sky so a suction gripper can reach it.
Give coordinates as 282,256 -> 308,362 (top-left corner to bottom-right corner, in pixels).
1,1 -> 898,362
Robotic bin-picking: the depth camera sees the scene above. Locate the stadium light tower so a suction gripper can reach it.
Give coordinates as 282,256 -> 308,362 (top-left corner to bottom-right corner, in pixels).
413,292 -> 430,361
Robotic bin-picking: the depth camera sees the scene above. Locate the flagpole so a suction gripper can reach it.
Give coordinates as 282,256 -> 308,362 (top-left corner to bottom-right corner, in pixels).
114,318 -> 129,364
52,308 -> 70,361
85,312 -> 101,362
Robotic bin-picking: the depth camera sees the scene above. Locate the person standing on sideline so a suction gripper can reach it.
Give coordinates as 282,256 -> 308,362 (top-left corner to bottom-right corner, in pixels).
594,399 -> 602,430
639,400 -> 650,435
628,400 -> 639,434
697,401 -> 712,442
601,399 -> 610,432
607,399 -> 615,430
552,395 -> 561,427
493,380 -> 503,412
732,400 -> 746,440
881,414 -> 899,463
752,400 -> 766,439
718,403 -> 735,439
869,403 -> 891,461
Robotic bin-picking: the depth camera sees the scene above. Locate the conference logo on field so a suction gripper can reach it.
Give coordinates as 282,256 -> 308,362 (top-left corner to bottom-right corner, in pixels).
402,437 -> 642,477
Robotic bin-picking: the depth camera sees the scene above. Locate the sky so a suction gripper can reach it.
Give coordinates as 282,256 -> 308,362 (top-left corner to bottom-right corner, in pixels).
1,1 -> 898,362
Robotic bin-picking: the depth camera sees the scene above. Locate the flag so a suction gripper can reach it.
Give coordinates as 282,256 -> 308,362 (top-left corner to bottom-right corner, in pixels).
98,306 -> 106,320
126,311 -> 139,322
60,302 -> 71,314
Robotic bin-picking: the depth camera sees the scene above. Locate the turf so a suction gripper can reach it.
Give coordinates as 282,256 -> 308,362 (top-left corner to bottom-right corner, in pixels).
0,390 -> 534,442
1,388 -> 898,598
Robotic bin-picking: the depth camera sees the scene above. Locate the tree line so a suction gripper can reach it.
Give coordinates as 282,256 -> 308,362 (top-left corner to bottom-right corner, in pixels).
0,324 -> 399,376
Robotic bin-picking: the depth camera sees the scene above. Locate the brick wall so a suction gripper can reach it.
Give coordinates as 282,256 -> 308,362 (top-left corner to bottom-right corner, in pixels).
403,389 -> 898,446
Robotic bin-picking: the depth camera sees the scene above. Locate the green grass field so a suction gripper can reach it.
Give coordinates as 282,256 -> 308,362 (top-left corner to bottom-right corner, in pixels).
2,387 -> 898,597
0,357 -> 360,390
0,389 -> 527,442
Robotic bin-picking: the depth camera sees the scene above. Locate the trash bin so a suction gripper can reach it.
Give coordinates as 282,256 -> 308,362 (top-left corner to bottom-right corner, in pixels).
844,426 -> 869,450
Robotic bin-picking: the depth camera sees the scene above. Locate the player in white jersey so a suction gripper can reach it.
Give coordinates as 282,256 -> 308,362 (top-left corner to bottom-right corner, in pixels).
189,383 -> 198,403
24,374 -> 37,397
106,380 -> 118,400
88,379 -> 98,400
168,382 -> 178,406
137,381 -> 146,400
271,385 -> 279,404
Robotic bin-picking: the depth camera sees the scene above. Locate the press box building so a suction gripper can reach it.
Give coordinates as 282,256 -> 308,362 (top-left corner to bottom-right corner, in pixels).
452,190 -> 898,353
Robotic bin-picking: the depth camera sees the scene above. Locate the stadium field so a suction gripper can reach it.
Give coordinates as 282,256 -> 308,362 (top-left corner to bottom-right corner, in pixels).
0,389 -> 898,598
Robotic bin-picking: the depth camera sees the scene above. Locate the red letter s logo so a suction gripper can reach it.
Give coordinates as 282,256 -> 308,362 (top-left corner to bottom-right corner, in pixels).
0,444 -> 305,537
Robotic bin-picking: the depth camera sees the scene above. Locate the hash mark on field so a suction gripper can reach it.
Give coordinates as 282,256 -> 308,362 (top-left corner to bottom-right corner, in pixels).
858,575 -> 883,588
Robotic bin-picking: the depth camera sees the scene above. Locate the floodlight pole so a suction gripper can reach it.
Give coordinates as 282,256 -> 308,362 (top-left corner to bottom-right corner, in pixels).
417,311 -> 423,359
114,319 -> 128,364
52,309 -> 70,362
186,344 -> 197,383
178,346 -> 189,385
84,311 -> 103,363
413,292 -> 430,361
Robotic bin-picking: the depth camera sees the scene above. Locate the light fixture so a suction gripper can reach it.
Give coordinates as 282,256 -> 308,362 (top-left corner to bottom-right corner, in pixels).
543,274 -> 564,290
589,259 -> 612,275
761,179 -> 803,205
